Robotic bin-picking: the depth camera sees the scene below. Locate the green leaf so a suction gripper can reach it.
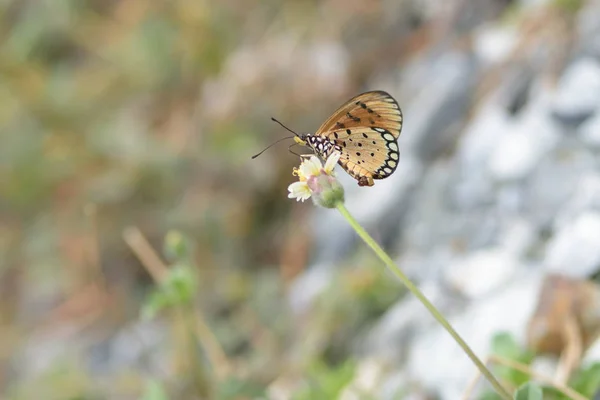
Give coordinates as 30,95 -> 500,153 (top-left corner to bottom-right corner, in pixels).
569,362 -> 600,397
141,289 -> 175,320
490,332 -> 535,386
140,264 -> 198,319
293,360 -> 356,400
164,264 -> 197,304
215,377 -> 267,399
163,230 -> 191,262
513,382 -> 543,400
141,380 -> 168,400
491,333 -> 524,359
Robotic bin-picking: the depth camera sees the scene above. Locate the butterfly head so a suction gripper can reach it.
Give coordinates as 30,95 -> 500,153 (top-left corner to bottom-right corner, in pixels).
294,135 -> 308,146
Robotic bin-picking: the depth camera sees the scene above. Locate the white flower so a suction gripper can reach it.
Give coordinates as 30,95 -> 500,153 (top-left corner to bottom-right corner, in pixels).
323,151 -> 340,175
298,155 -> 323,180
287,181 -> 312,202
287,152 -> 344,207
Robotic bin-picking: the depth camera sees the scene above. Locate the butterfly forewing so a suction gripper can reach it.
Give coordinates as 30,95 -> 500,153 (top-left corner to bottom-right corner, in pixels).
315,91 -> 403,186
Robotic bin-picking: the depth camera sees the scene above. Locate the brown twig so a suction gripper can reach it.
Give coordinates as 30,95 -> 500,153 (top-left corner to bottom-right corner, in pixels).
555,315 -> 583,385
123,226 -> 169,282
462,356 -> 492,400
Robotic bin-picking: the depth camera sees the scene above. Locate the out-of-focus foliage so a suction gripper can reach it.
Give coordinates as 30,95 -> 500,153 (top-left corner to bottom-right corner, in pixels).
491,333 -> 536,387
513,383 -> 543,400
293,359 -> 357,400
3,0 -> 600,398
141,263 -> 197,320
482,332 -> 600,400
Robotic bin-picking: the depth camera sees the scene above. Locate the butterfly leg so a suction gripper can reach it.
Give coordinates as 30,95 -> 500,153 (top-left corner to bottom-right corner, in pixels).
287,143 -> 303,157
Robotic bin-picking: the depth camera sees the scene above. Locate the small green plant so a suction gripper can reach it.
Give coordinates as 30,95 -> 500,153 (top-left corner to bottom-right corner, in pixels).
513,382 -> 543,400
141,263 -> 198,320
215,376 -> 268,400
293,359 -> 356,400
142,380 -> 169,400
481,332 -> 597,399
549,362 -> 600,399
491,333 -> 535,387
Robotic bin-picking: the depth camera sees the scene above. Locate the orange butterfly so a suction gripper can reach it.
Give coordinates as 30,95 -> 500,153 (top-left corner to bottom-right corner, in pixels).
293,91 -> 403,186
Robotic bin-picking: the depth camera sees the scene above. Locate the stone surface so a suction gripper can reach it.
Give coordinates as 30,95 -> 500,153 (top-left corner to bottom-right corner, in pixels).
551,57 -> 600,124
544,211 -> 600,277
474,23 -> 518,66
525,143 -> 595,228
579,112 -> 600,149
489,91 -> 560,182
359,282 -> 455,361
444,248 -> 520,299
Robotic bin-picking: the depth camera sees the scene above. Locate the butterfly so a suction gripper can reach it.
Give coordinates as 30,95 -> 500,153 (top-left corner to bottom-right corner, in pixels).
295,90 -> 403,187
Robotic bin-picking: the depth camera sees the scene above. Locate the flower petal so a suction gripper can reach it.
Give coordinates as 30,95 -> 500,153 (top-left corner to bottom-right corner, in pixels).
324,151 -> 341,175
287,181 -> 311,202
299,156 -> 322,179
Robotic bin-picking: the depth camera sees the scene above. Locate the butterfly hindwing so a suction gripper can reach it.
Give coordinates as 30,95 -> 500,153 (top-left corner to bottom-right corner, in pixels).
314,91 -> 402,186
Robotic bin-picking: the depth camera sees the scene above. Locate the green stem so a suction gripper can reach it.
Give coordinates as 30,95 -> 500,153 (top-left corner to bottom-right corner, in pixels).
335,202 -> 511,400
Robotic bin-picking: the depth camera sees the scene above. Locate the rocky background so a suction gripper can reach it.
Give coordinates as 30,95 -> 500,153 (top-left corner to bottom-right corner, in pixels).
2,0 -> 600,399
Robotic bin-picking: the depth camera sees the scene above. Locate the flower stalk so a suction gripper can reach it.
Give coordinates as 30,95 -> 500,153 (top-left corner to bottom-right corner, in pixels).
335,202 -> 511,400
287,152 -> 511,399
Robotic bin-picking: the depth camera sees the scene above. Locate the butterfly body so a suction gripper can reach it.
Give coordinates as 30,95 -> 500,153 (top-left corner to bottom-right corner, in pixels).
298,90 -> 403,187
301,134 -> 341,159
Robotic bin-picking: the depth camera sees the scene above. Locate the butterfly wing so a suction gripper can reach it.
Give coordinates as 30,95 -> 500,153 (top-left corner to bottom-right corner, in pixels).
315,91 -> 403,186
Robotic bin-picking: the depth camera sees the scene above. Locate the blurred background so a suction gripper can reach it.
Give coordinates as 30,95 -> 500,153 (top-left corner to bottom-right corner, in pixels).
2,0 -> 600,399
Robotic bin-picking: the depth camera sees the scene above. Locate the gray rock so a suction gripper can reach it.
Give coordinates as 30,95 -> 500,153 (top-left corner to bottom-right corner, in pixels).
554,172 -> 600,227
443,219 -> 535,299
359,282 -> 457,362
444,248 -> 521,299
577,1 -> 600,59
488,90 -> 560,182
402,160 -> 500,255
551,57 -> 600,125
399,51 -> 479,162
458,103 -> 510,178
473,23 -> 518,66
544,211 -> 600,277
525,142 -> 595,229
579,112 -> 600,149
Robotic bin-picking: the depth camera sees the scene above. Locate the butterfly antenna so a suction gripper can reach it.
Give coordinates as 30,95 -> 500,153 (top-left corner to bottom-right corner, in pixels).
271,117 -> 301,137
251,135 -> 294,159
